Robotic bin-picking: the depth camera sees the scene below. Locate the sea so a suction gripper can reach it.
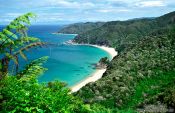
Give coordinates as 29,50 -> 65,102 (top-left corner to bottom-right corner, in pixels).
0,25 -> 111,86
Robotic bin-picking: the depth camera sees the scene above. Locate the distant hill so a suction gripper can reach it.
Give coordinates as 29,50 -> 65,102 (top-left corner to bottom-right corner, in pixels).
58,22 -> 104,34
127,17 -> 156,21
58,11 -> 175,53
74,11 -> 175,51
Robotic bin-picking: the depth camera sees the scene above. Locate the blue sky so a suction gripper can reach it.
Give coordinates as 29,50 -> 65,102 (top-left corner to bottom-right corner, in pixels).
0,0 -> 175,25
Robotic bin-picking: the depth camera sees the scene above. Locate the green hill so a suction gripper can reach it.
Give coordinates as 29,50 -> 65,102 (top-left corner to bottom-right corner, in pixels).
74,11 -> 175,52
58,11 -> 175,112
75,29 -> 175,111
71,11 -> 175,112
58,11 -> 175,52
58,22 -> 104,34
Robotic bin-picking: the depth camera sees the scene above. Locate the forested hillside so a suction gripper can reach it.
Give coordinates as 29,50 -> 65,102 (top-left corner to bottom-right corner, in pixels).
75,28 -> 175,111
74,11 -> 175,51
58,11 -> 175,53
58,22 -> 104,34
70,11 -> 175,112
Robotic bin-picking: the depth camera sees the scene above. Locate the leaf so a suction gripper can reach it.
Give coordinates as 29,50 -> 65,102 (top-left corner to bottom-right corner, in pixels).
3,29 -> 13,36
7,38 -> 14,44
19,51 -> 27,61
0,33 -> 8,41
17,56 -> 48,79
14,42 -> 46,56
4,53 -> 18,64
26,12 -> 36,18
3,29 -> 18,39
9,24 -> 17,29
19,16 -> 30,25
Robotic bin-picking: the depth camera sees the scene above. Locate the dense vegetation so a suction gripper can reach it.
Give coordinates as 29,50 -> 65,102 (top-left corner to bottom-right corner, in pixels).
58,11 -> 175,53
73,12 -> 175,50
0,57 -> 88,113
76,30 -> 175,111
0,13 -> 94,113
58,22 -> 104,34
1,11 -> 175,113
72,12 -> 175,112
0,12 -> 121,113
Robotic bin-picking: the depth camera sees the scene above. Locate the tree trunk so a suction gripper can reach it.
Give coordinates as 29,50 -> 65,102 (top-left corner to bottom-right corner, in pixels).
0,58 -> 9,80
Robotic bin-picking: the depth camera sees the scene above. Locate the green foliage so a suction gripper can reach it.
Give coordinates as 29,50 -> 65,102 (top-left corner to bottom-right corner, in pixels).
75,16 -> 175,112
123,71 -> 175,109
1,12 -> 175,113
60,11 -> 175,50
159,84 -> 175,107
17,56 -> 48,79
99,57 -> 110,66
0,13 -> 108,113
0,12 -> 36,47
58,22 -> 104,34
0,76 -> 89,113
0,54 -> 90,113
0,13 -> 45,79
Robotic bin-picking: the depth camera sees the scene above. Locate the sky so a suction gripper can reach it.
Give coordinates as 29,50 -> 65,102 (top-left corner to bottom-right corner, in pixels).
0,0 -> 175,25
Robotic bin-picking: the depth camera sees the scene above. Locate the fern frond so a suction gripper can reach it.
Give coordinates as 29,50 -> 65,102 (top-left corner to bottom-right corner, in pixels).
0,13 -> 48,79
3,37 -> 40,49
4,53 -> 18,64
2,29 -> 18,39
17,56 -> 48,79
19,50 -> 27,61
0,32 -> 8,42
0,13 -> 36,50
7,12 -> 36,31
14,42 -> 46,54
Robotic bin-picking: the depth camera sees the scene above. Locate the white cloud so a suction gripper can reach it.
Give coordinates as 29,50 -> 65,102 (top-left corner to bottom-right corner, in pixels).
3,19 -> 12,22
5,13 -> 23,17
38,13 -> 64,16
97,8 -> 130,13
0,0 -> 174,25
40,0 -> 95,9
135,0 -> 166,7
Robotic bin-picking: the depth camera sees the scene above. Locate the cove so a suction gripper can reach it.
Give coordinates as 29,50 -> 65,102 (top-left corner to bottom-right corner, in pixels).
0,25 -> 111,86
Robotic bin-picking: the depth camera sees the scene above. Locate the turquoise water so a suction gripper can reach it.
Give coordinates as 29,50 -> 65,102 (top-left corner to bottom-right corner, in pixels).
39,45 -> 111,86
0,25 -> 111,86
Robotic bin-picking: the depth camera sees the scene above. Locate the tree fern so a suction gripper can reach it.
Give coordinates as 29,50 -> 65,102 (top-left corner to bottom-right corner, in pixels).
17,56 -> 48,79
0,13 -> 46,79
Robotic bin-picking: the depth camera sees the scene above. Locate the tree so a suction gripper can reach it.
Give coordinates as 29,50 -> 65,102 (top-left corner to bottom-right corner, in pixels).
99,57 -> 110,66
0,13 -> 46,79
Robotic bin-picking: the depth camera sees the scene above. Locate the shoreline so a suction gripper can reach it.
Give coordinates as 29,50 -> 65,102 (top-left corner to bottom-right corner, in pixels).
70,44 -> 118,93
52,32 -> 78,36
85,44 -> 117,60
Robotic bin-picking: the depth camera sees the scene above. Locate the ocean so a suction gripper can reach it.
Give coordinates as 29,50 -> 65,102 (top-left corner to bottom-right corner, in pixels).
0,25 -> 111,86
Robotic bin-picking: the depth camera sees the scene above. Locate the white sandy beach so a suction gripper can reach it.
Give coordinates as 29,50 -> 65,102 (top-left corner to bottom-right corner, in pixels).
89,45 -> 118,59
70,44 -> 118,93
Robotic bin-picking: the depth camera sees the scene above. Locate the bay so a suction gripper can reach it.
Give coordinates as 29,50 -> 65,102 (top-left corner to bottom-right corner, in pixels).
0,25 -> 110,86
